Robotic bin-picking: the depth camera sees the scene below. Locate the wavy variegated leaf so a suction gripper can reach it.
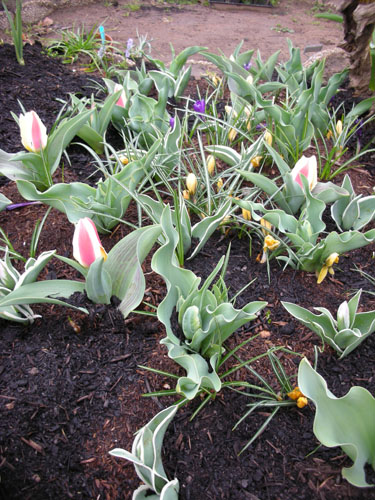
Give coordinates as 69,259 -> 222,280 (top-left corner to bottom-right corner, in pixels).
298,358 -> 375,487
104,224 -> 162,318
190,199 -> 232,259
205,145 -> 242,167
109,406 -> 179,498
0,192 -> 11,211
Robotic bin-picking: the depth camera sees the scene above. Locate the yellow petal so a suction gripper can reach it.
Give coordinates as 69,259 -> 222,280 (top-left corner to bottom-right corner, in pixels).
317,265 -> 328,284
186,173 -> 197,195
260,218 -> 272,236
217,178 -> 224,191
336,120 -> 343,135
207,155 -> 215,176
242,208 -> 252,221
228,128 -> 238,142
263,235 -> 280,251
264,130 -> 272,146
325,252 -> 339,267
251,156 -> 262,168
296,396 -> 308,409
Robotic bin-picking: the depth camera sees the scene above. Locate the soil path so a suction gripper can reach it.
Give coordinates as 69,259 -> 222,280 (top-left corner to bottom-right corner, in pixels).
44,0 -> 344,76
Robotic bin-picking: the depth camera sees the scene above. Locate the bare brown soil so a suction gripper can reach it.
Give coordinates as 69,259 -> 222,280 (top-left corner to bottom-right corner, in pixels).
10,0 -> 347,77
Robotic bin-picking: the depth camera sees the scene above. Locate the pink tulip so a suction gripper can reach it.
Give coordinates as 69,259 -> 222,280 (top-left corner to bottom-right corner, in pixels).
19,111 -> 47,153
114,84 -> 127,108
291,155 -> 317,190
73,218 -> 107,268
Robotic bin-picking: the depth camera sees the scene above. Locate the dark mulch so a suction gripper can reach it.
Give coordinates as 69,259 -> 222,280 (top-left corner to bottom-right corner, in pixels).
1,43 -> 375,500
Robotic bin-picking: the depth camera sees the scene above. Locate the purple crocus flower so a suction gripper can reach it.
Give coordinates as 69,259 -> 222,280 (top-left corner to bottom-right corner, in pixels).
243,62 -> 252,71
354,118 -> 364,141
125,38 -> 134,58
169,116 -> 175,129
6,201 -> 41,211
193,99 -> 205,114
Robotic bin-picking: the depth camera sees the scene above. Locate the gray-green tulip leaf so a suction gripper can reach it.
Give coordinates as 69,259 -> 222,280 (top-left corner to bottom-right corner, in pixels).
298,358 -> 375,487
109,405 -> 179,499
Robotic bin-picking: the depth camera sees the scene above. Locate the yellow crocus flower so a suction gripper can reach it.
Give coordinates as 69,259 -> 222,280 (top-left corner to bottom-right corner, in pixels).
242,208 -> 252,221
251,156 -> 262,168
317,252 -> 339,284
263,235 -> 280,252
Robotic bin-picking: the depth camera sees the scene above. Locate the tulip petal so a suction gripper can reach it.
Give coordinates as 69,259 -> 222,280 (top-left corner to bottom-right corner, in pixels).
73,218 -> 107,268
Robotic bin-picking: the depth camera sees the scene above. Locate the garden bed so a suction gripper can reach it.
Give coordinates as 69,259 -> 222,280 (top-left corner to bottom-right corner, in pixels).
1,40 -> 375,500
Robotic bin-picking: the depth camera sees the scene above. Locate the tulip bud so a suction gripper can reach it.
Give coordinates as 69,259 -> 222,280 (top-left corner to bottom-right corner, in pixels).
186,173 -> 197,196
114,83 -> 127,108
291,155 -> 318,191
73,217 -> 107,268
337,300 -> 350,330
0,260 -> 17,290
182,305 -> 202,340
207,155 -> 215,176
19,111 -> 48,153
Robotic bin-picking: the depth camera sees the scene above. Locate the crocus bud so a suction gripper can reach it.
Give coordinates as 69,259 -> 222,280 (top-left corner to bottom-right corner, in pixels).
114,83 -> 127,108
264,130 -> 272,146
217,178 -> 224,191
228,128 -> 237,142
291,155 -> 317,190
182,189 -> 190,200
336,120 -> 343,135
296,396 -> 308,409
73,217 -> 107,268
225,105 -> 238,118
244,105 -> 252,118
207,155 -> 215,176
186,173 -> 197,196
288,387 -> 303,401
246,74 -> 254,85
19,111 -> 47,153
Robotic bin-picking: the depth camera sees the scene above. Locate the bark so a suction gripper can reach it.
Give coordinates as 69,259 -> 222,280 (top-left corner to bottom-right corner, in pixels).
329,0 -> 375,94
